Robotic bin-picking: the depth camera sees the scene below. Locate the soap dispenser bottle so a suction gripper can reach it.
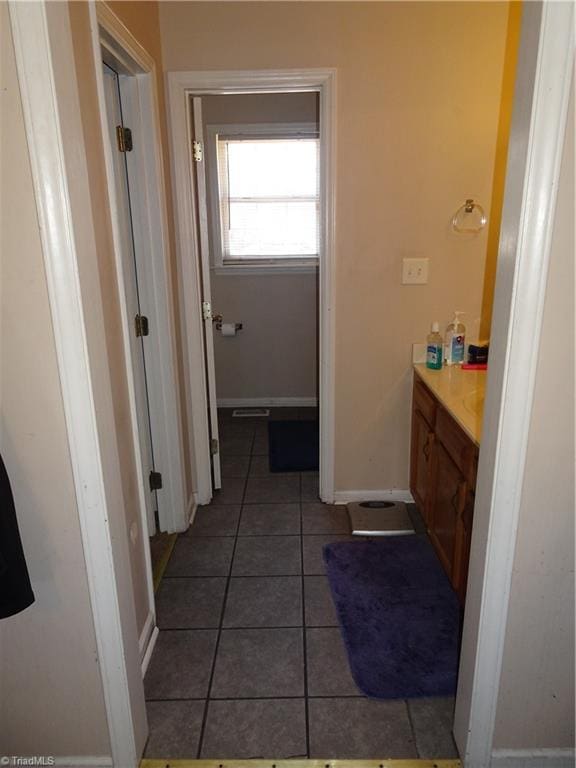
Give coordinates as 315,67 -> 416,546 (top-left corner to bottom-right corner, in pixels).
445,311 -> 466,366
426,321 -> 443,370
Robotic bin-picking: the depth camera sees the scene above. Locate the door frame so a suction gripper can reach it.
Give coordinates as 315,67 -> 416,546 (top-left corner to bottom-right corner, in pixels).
8,1 -> 573,765
88,3 -> 189,536
166,69 -> 337,505
100,60 -> 158,539
453,2 -> 574,764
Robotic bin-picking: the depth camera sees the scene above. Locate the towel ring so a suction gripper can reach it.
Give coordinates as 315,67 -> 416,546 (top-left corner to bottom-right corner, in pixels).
451,198 -> 487,234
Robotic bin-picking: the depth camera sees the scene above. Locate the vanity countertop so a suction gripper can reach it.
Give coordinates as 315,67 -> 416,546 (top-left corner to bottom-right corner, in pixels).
413,363 -> 486,445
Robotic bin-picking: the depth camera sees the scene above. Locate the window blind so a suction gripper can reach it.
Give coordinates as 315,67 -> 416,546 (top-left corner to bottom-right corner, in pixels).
216,137 -> 319,261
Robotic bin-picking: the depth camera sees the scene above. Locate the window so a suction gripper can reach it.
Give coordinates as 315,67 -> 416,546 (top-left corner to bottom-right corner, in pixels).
210,126 -> 320,269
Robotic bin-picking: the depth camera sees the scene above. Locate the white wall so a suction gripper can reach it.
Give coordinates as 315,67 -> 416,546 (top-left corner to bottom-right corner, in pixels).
492,88 -> 574,751
0,4 -> 110,756
201,93 -> 319,403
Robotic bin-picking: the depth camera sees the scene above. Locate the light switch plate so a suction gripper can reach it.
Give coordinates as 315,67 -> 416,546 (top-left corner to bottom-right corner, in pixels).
402,257 -> 429,285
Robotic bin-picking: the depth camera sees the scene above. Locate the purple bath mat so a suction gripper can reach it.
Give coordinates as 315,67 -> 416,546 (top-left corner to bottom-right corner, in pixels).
323,536 -> 461,699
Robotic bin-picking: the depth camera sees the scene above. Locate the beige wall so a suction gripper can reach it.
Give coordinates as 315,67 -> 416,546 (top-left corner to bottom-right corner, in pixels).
0,4 -> 110,755
202,93 -> 319,401
493,89 -> 575,750
213,273 -> 318,401
160,1 -> 510,490
202,92 -> 318,127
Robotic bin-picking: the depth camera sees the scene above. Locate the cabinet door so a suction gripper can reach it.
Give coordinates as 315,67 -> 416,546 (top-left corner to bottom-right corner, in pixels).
410,408 -> 435,525
429,441 -> 466,586
455,490 -> 475,603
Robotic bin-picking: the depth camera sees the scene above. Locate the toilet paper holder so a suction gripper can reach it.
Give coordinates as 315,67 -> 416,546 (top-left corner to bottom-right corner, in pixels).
213,315 -> 243,333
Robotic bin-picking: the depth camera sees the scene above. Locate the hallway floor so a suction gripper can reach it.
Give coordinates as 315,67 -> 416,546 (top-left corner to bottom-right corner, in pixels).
143,408 -> 458,760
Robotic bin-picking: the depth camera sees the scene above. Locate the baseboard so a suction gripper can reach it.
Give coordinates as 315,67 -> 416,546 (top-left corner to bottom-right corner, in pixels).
53,759 -> 113,767
187,494 -> 198,527
333,489 -> 415,505
141,625 -> 159,677
491,749 -> 575,767
217,397 -> 318,408
138,610 -> 155,667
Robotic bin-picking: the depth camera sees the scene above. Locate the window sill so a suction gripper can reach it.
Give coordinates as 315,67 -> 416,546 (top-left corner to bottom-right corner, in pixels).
213,260 -> 319,276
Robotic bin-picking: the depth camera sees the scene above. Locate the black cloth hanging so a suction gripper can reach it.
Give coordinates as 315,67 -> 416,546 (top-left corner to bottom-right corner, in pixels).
0,453 -> 35,619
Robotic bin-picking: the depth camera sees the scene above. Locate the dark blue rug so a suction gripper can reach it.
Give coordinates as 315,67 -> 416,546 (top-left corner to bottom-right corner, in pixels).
268,420 -> 319,472
323,536 -> 461,699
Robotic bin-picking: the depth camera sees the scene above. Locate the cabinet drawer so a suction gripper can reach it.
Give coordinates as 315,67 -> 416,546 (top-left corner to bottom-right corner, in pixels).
413,377 -> 437,427
436,406 -> 473,474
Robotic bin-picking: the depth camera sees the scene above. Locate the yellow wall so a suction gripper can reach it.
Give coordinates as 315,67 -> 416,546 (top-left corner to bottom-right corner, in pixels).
480,1 -> 522,339
159,1 -> 511,492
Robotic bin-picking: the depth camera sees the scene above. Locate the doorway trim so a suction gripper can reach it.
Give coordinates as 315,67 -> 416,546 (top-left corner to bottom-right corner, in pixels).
166,69 -> 337,505
89,2 -> 188,538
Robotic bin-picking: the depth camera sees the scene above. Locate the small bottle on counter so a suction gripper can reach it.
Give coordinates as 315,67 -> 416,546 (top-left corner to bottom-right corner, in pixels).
426,321 -> 443,370
444,311 -> 466,366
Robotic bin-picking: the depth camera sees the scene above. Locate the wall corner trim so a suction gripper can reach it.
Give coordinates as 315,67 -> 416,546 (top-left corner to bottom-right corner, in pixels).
140,625 -> 159,678
138,611 -> 156,660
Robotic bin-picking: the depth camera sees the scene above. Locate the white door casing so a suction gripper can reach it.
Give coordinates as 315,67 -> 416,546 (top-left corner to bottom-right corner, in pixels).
192,96 -> 222,490
101,62 -> 158,535
453,2 -> 575,764
89,3 -> 188,535
167,70 -> 337,505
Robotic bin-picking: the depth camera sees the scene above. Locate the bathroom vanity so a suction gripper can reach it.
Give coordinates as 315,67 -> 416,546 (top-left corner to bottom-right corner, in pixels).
410,364 -> 486,604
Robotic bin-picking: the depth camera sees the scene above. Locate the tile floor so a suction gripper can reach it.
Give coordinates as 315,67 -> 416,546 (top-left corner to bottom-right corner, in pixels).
144,407 -> 458,760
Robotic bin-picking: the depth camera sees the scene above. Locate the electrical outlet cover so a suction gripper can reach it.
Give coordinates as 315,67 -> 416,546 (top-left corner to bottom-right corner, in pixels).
402,257 -> 429,285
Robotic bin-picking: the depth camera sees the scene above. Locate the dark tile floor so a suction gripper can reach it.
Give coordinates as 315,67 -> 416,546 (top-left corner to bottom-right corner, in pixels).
144,407 -> 458,760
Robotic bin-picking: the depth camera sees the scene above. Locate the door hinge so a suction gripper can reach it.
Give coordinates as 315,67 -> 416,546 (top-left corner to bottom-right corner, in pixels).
116,125 -> 133,153
193,140 -> 203,162
135,314 -> 149,337
210,438 -> 219,456
149,470 -> 163,491
202,301 -> 212,320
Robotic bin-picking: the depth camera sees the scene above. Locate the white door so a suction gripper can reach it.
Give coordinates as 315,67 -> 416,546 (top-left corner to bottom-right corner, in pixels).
191,96 -> 222,490
102,62 -> 159,532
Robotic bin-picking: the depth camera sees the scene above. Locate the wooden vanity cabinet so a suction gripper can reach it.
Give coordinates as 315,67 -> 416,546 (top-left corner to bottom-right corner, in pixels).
428,441 -> 466,584
410,374 -> 478,603
410,379 -> 437,526
456,490 -> 476,603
